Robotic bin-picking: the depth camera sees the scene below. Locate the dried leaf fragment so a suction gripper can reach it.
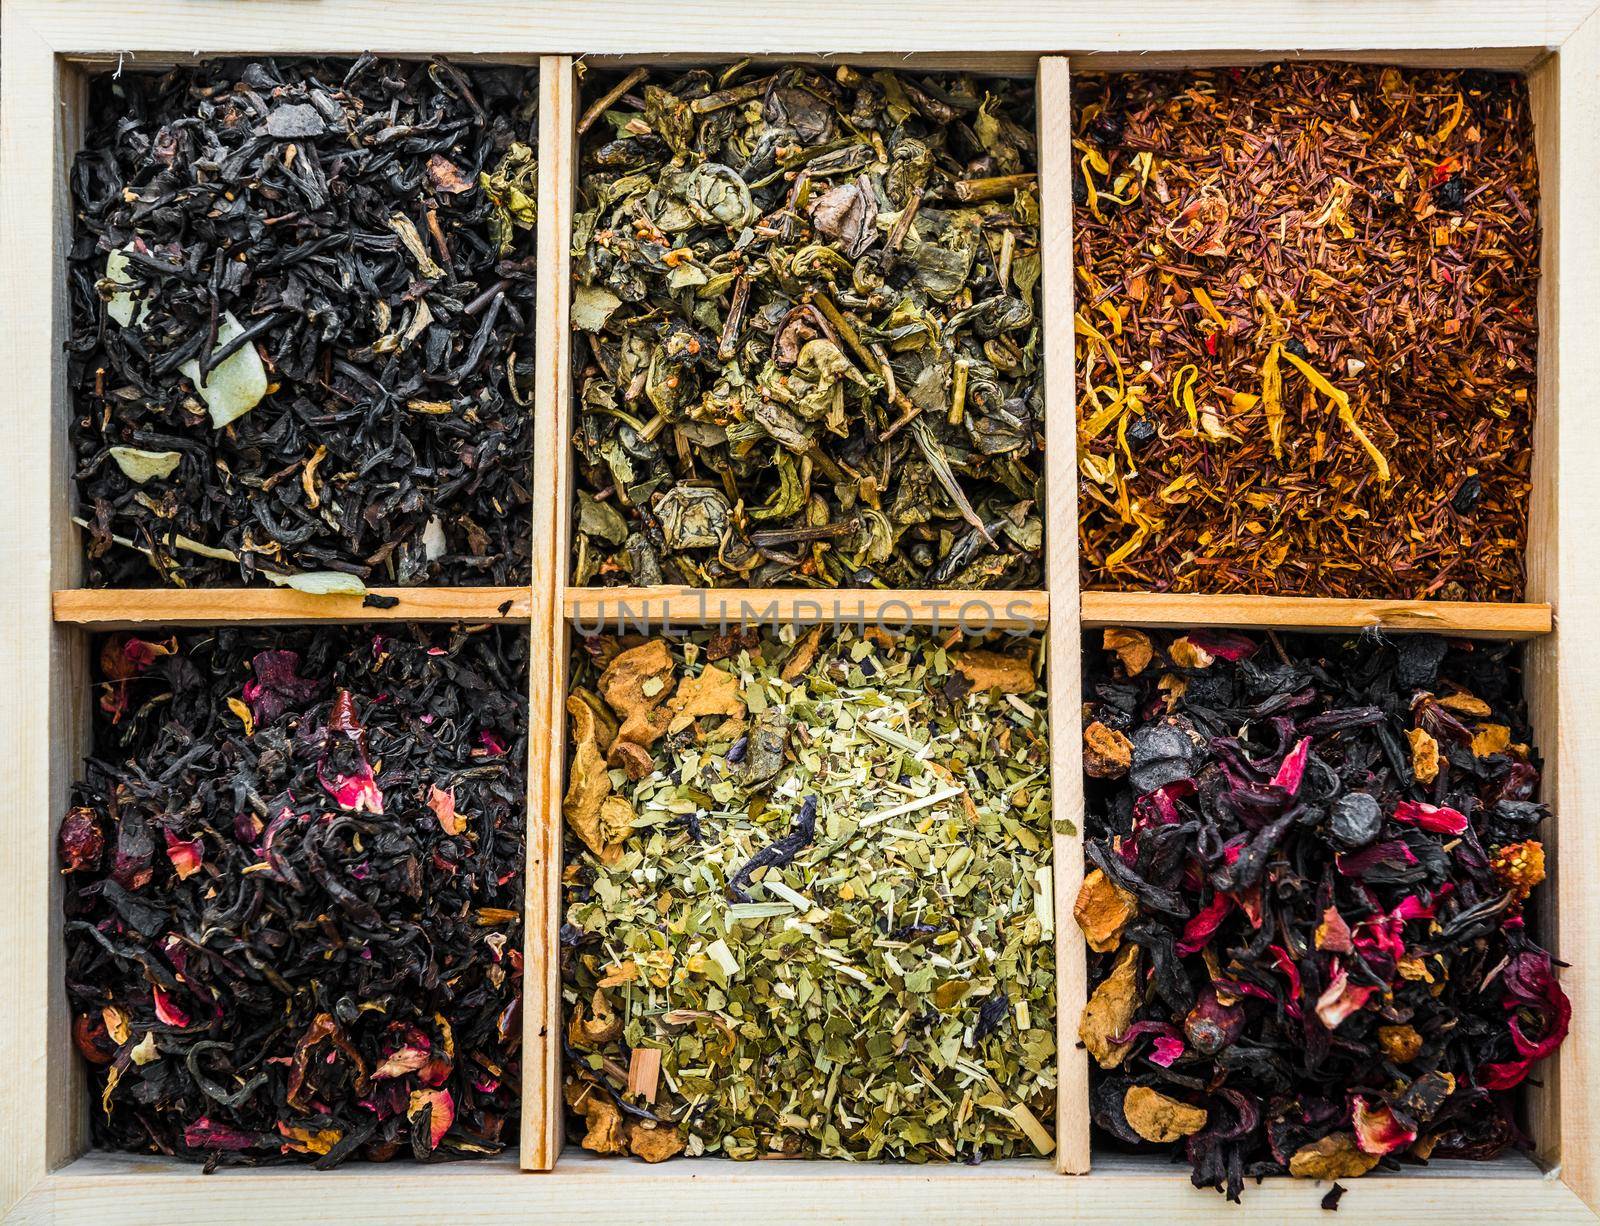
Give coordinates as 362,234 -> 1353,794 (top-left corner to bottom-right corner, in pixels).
1080,943 -> 1141,1068
1074,868 -> 1137,953
1084,721 -> 1133,778
564,695 -> 629,863
1123,1086 -> 1208,1142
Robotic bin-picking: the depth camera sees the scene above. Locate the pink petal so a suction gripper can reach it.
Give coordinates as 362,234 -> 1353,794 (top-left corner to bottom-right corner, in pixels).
1150,1036 -> 1186,1067
163,829 -> 204,879
1178,893 -> 1234,954
1270,737 -> 1313,795
428,785 -> 463,836
372,1046 -> 432,1080
1315,965 -> 1376,1030
184,1117 -> 261,1151
154,987 -> 191,1028
1352,1096 -> 1418,1155
1392,801 -> 1468,835
407,1088 -> 455,1150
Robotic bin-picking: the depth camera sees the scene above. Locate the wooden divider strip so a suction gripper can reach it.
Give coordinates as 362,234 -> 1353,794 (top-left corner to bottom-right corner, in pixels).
51,587 -> 529,628
1039,55 -> 1090,1176
522,54 -> 577,1173
1081,591 -> 1552,638
564,587 -> 1048,631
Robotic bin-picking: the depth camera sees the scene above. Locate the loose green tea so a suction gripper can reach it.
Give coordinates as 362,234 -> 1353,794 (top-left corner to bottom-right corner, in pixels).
1073,65 -> 1538,600
561,626 -> 1055,1160
60,625 -> 527,1166
1078,628 -> 1566,1199
70,57 -> 538,588
570,63 -> 1043,589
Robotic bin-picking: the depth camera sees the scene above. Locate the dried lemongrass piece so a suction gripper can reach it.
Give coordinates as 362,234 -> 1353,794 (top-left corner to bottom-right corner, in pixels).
263,570 -> 368,596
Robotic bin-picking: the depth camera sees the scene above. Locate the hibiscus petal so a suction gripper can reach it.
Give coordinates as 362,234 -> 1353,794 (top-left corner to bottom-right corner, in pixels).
1393,801 -> 1469,835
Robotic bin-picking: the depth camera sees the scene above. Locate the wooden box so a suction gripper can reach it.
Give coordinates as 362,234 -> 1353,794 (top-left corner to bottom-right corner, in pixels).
5,2 -> 1598,1221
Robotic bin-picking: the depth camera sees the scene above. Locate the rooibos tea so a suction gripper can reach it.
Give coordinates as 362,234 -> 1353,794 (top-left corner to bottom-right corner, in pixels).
561,627 -> 1055,1160
570,63 -> 1044,589
1073,65 -> 1539,600
60,625 -> 527,1165
1077,628 -> 1567,1199
70,57 -> 537,588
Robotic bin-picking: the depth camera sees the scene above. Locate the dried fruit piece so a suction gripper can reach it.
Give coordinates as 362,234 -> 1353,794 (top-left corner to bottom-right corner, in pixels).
951,649 -> 1036,694
1408,727 -> 1440,783
1083,721 -> 1134,778
1289,1132 -> 1381,1180
1123,1086 -> 1208,1142
1103,628 -> 1154,676
1081,944 -> 1141,1068
1490,839 -> 1546,905
1074,868 -> 1137,953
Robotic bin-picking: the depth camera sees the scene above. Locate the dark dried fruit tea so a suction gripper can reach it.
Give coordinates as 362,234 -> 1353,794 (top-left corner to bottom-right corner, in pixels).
562,627 -> 1054,1160
1073,65 -> 1539,599
61,625 -> 527,1166
1078,628 -> 1567,1199
570,63 -> 1043,589
70,57 -> 538,589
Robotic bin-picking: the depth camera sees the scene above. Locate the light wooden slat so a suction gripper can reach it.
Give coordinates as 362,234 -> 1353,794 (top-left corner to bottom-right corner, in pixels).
1526,46 -> 1564,1184
0,13 -> 87,1215
52,587 -> 530,629
19,1150 -> 1595,1226
523,55 -> 577,1173
1081,592 -> 1552,638
1540,12 -> 1600,1214
564,587 -> 1049,632
16,0 -> 1594,56
1039,56 -> 1089,1176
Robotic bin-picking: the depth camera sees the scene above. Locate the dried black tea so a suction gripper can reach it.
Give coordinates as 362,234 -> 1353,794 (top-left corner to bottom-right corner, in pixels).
70,56 -> 538,588
1078,628 -> 1567,1199
561,626 -> 1055,1160
570,62 -> 1043,589
60,625 -> 527,1166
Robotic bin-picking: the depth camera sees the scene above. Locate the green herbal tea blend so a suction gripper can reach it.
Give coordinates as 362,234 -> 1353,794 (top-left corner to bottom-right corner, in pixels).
1073,65 -> 1539,599
570,63 -> 1044,589
1077,628 -> 1566,1200
561,626 -> 1055,1160
70,57 -> 538,589
60,625 -> 527,1166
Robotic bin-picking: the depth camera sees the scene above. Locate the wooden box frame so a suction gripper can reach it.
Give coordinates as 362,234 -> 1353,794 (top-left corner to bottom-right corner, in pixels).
4,2 -> 1598,1221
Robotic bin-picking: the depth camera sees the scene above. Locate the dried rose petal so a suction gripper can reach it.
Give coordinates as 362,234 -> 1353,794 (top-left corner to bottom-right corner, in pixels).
163,829 -> 203,879
183,1117 -> 262,1151
1177,893 -> 1233,954
153,987 -> 190,1028
1392,801 -> 1468,835
1269,736 -> 1312,794
1315,965 -> 1377,1030
1351,1096 -> 1417,1155
407,1087 -> 455,1150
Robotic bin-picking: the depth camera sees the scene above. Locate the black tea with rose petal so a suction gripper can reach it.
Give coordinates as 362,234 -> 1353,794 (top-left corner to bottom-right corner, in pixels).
58,625 -> 527,1167
1078,629 -> 1567,1200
